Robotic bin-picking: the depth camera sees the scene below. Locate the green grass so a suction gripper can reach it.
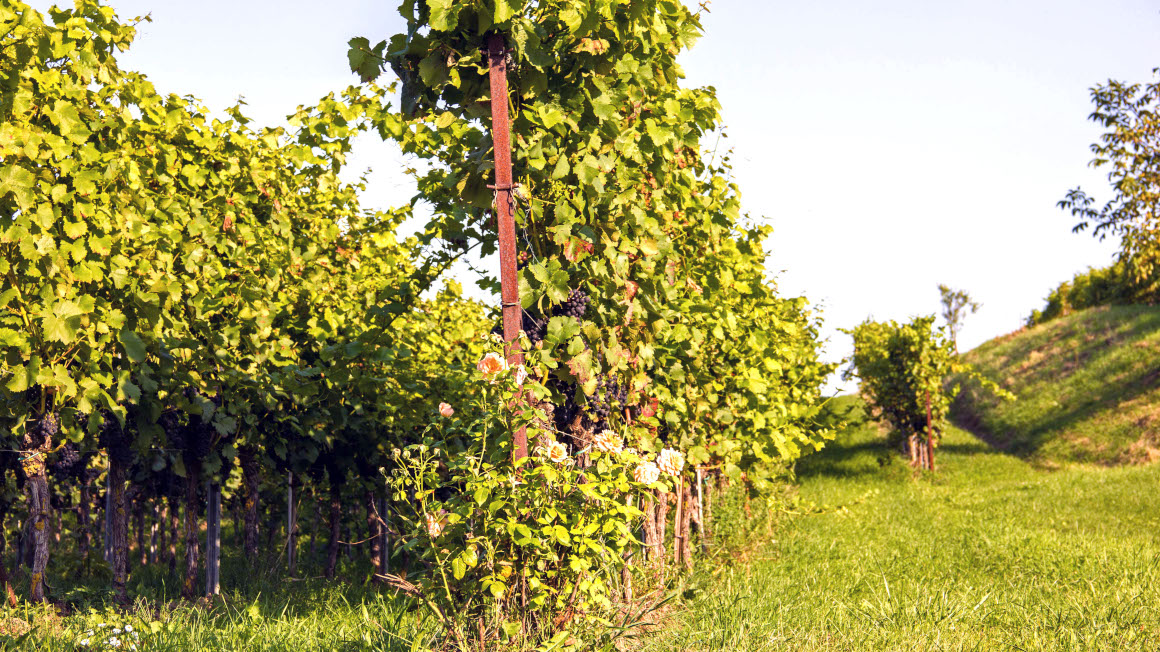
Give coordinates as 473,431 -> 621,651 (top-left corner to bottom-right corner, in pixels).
652,396 -> 1160,651
3,585 -> 430,651
0,547 -> 436,650
953,305 -> 1160,465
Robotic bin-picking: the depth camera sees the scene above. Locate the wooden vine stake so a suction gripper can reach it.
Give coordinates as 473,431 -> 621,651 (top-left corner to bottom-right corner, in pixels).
287,472 -> 297,575
487,32 -> 528,463
925,389 -> 935,471
673,475 -> 684,564
103,472 -> 113,562
205,483 -> 221,596
697,466 -> 707,554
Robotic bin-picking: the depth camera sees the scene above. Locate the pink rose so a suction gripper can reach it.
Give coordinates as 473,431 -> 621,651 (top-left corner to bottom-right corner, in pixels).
477,352 -> 509,381
439,402 -> 454,417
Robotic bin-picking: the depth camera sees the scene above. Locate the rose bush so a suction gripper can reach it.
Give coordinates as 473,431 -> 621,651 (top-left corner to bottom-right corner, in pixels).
387,348 -> 657,647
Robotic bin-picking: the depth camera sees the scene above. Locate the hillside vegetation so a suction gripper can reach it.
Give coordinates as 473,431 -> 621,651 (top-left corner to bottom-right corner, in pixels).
953,305 -> 1160,465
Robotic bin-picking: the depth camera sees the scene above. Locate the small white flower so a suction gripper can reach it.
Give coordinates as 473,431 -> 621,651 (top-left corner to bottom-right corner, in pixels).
113,628 -> 122,634
124,625 -> 133,633
109,636 -> 121,648
79,640 -> 89,647
98,623 -> 107,628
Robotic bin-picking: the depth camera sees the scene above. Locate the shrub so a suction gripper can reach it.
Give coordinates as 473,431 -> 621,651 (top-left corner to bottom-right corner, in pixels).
844,316 -> 1008,469
386,348 -> 673,648
1028,261 -> 1158,326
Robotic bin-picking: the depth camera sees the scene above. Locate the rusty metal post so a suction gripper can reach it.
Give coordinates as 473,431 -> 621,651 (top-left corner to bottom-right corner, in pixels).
488,33 -> 528,462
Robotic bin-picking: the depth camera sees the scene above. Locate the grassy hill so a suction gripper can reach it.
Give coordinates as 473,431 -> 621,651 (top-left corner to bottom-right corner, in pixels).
952,305 -> 1160,466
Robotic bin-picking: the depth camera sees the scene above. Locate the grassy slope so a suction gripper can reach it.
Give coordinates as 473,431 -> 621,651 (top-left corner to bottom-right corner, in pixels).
652,396 -> 1160,651
953,305 -> 1160,465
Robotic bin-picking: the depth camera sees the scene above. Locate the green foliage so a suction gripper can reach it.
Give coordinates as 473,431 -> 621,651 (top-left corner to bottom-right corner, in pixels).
845,316 -> 1006,449
349,0 -> 835,490
1026,259 -> 1156,326
0,0 -> 490,600
0,0 -> 833,643
1059,68 -> 1160,283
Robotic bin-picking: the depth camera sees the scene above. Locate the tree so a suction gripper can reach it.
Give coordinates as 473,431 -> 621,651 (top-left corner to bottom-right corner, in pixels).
1059,69 -> 1160,285
937,285 -> 980,354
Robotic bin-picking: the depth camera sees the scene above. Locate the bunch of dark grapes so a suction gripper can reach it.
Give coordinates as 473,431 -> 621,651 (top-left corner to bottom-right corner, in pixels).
522,311 -> 548,343
589,373 -> 628,423
160,411 -> 184,451
49,442 -> 83,479
189,418 -> 213,461
81,453 -> 100,486
554,289 -> 590,320
26,412 -> 60,449
98,413 -> 134,467
490,310 -> 549,344
554,384 -> 582,430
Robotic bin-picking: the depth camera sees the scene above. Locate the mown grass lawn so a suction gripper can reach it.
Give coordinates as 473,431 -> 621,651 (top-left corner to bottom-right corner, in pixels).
653,397 -> 1160,651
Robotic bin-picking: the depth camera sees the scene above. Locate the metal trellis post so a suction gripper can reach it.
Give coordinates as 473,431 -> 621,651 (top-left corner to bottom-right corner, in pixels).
487,32 -> 528,462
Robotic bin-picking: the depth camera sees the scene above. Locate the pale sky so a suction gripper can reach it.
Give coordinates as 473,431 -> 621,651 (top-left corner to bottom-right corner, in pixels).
27,1 -> 1160,391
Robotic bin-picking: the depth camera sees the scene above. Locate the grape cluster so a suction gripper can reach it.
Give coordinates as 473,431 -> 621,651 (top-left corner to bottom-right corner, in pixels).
160,411 -> 183,451
98,413 -> 134,467
188,419 -> 214,461
522,311 -> 547,343
589,373 -> 628,422
490,310 -> 550,344
554,289 -> 590,320
489,289 -> 588,344
49,442 -> 83,479
156,467 -> 185,500
547,371 -> 628,436
162,407 -> 213,462
26,412 -> 60,449
552,382 -> 582,433
81,454 -> 100,485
